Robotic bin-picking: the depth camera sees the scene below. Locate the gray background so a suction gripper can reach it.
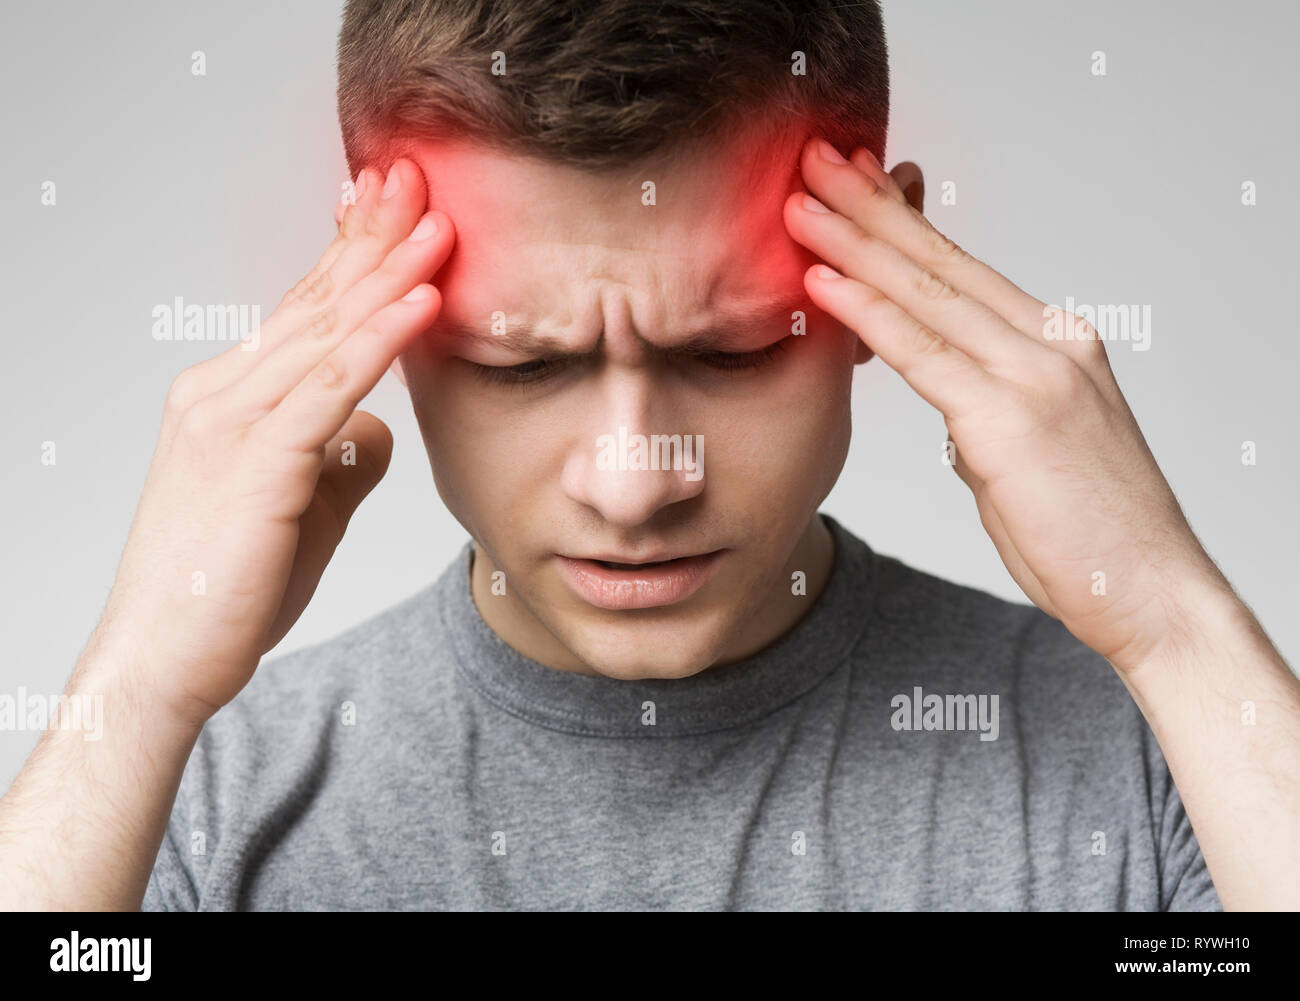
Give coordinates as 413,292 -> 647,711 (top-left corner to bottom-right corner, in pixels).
2,0 -> 1296,790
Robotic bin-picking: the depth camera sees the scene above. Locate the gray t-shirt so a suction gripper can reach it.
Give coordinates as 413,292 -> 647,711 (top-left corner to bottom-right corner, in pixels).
142,513 -> 1220,910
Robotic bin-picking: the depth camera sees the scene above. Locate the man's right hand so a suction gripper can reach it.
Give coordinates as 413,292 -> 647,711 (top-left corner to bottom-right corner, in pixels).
99,157 -> 453,728
0,158 -> 452,911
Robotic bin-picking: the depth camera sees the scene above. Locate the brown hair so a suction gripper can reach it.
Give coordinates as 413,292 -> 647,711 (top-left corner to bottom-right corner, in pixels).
337,0 -> 889,176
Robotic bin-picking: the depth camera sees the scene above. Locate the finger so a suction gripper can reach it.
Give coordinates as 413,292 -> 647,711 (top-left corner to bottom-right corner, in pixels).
838,144 -> 1122,386
333,168 -> 370,233
201,160 -> 421,383
803,263 -> 1000,421
1036,304 -> 1123,390
306,161 -> 428,288
318,167 -> 386,284
849,147 -> 909,206
805,139 -> 1050,342
785,187 -> 1041,378
156,163 -> 392,432
316,410 -> 394,512
334,176 -> 361,231
256,283 -> 442,454
220,209 -> 452,421
269,159 -> 428,343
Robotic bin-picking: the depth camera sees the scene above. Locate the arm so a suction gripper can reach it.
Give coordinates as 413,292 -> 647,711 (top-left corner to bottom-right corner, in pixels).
0,632 -> 203,909
0,159 -> 455,909
1119,570 -> 1300,910
783,135 -> 1299,909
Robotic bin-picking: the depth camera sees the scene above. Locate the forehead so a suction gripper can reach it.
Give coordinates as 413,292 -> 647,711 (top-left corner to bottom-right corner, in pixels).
409,123 -> 815,345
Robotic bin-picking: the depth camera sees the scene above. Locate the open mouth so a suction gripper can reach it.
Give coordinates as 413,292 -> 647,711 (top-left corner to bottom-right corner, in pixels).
594,558 -> 676,570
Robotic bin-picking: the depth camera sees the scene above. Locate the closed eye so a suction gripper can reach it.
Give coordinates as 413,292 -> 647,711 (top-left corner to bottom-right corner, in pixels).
468,356 -> 569,387
469,337 -> 792,387
691,338 -> 790,372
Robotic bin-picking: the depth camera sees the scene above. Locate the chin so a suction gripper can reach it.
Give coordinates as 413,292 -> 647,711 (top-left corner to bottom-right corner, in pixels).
562,616 -> 734,680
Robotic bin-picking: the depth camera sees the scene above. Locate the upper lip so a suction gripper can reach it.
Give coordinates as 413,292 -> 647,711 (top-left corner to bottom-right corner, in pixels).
568,549 -> 720,564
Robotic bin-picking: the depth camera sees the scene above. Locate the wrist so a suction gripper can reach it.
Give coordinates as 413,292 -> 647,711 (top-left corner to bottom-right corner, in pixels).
1118,561 -> 1279,701
74,625 -> 213,742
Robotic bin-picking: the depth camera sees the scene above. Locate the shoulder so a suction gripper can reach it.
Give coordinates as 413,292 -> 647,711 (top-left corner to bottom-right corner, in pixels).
144,558 -> 471,909
851,545 -> 1216,909
864,546 -> 1128,704
176,566 -> 462,827
848,540 -> 1167,790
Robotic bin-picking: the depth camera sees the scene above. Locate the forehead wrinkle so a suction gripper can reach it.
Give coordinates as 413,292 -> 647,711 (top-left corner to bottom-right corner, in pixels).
438,289 -> 807,358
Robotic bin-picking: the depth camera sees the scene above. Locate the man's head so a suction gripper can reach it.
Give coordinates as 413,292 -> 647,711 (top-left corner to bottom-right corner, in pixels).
338,0 -> 888,174
336,0 -> 892,680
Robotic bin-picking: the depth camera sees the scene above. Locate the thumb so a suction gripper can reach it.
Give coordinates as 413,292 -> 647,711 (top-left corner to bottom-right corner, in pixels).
315,410 -> 395,527
262,410 -> 394,651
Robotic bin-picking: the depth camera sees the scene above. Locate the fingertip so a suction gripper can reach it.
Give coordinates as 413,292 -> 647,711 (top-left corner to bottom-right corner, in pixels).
801,262 -> 837,302
401,285 -> 443,328
850,146 -> 882,170
852,149 -> 911,206
798,134 -> 823,175
782,189 -> 812,232
389,157 -> 426,199
401,283 -> 440,305
339,409 -> 396,478
358,167 -> 380,199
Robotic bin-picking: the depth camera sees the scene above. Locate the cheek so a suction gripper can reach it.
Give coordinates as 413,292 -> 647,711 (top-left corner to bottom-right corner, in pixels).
396,353 -> 507,525
701,337 -> 852,492
801,326 -> 857,452
413,363 -> 568,521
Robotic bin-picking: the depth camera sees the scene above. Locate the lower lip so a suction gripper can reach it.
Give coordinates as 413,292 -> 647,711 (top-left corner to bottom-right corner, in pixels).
557,551 -> 725,610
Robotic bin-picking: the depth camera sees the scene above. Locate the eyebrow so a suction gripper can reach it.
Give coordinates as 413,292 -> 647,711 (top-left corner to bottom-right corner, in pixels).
435,291 -> 810,358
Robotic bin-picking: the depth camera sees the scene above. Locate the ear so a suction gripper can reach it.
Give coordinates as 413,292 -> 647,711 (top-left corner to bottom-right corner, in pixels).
889,160 -> 925,213
334,196 -> 347,229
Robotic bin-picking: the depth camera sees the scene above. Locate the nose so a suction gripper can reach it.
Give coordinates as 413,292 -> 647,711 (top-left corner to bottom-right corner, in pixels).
559,368 -> 706,527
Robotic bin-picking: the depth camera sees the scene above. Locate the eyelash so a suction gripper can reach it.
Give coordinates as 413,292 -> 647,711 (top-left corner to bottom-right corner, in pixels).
470,338 -> 791,387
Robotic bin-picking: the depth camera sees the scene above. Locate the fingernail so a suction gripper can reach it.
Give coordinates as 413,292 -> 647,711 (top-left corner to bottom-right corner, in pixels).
813,265 -> 842,281
817,139 -> 849,164
802,194 -> 831,214
408,214 -> 439,241
382,165 -> 402,199
402,284 -> 435,302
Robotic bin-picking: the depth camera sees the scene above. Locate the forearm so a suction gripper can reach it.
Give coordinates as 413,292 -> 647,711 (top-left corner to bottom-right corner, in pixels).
1116,572 -> 1300,910
0,627 -> 203,910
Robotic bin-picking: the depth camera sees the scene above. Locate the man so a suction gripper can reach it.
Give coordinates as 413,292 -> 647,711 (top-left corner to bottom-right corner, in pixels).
0,0 -> 1295,910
